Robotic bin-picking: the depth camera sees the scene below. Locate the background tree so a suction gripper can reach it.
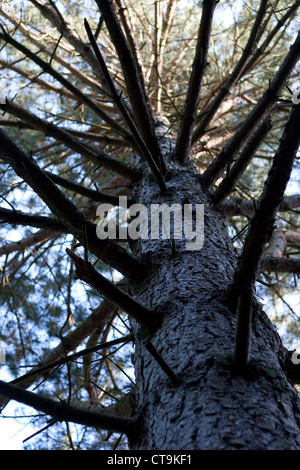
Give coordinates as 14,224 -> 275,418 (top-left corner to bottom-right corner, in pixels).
0,0 -> 299,450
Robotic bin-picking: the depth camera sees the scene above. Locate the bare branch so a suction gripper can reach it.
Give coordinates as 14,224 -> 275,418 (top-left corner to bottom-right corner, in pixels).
261,257 -> 300,273
0,300 -> 115,410
0,100 -> 141,181
245,1 -> 300,73
192,0 -> 269,143
200,29 -> 300,190
231,102 -> 300,296
28,0 -> 108,86
0,28 -> 130,139
0,229 -> 57,257
45,171 -> 131,205
95,0 -> 166,176
145,341 -> 181,386
173,0 -> 217,164
0,207 -> 66,232
114,0 -> 152,117
84,19 -> 166,191
11,334 -> 132,387
264,229 -> 288,258
212,116 -> 272,204
0,379 -> 136,434
0,128 -> 145,279
221,195 -> 300,217
66,249 -> 161,328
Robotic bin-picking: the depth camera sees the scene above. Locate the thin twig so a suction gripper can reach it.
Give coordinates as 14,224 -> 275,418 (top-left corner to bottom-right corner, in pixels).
11,334 -> 132,386
145,341 -> 181,386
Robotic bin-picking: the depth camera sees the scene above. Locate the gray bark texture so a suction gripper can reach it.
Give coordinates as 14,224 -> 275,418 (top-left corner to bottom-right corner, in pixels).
128,147 -> 300,450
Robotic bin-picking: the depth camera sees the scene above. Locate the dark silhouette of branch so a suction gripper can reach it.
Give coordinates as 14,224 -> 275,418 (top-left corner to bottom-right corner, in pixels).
0,128 -> 145,279
0,27 -> 130,139
84,19 -> 166,191
114,0 -> 152,118
95,0 -> 166,176
0,379 -> 136,434
231,103 -> 300,295
213,116 -> 273,205
0,119 -> 127,146
173,0 -> 217,164
244,1 -> 300,73
0,300 -> 115,410
200,29 -> 300,190
192,0 -> 269,143
45,171 -> 131,205
230,103 -> 300,369
11,335 -> 132,386
29,0 -> 117,98
260,257 -> 300,273
66,249 -> 160,328
0,100 -> 141,181
0,207 -> 66,232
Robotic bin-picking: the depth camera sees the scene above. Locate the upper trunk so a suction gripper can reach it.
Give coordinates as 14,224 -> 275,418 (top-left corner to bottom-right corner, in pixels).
129,160 -> 300,450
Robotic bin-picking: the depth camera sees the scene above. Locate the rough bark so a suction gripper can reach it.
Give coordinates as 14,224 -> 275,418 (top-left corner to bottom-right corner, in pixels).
128,160 -> 300,450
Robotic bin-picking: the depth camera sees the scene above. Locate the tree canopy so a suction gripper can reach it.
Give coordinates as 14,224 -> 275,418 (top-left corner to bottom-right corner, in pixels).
0,0 -> 299,450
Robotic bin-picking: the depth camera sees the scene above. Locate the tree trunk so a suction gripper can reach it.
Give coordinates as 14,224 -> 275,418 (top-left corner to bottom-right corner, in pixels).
130,162 -> 300,450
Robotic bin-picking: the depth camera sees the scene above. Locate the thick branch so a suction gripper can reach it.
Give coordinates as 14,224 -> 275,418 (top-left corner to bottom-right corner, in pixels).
173,0 -> 217,164
222,195 -> 300,217
0,379 -> 135,434
193,0 -> 269,143
200,29 -> 300,190
0,129 -> 145,279
0,28 -> 129,139
67,249 -> 160,328
84,20 -> 166,191
0,100 -> 140,181
260,257 -> 300,273
0,207 -> 66,232
95,0 -> 166,176
213,116 -> 272,204
264,229 -> 288,258
231,103 -> 300,295
114,0 -> 153,119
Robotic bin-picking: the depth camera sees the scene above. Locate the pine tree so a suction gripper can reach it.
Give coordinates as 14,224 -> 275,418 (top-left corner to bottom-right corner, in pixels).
0,0 -> 300,450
